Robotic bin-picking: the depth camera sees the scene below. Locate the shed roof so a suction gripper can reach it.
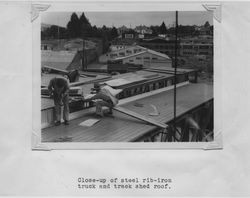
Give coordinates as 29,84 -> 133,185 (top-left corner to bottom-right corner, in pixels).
42,83 -> 213,142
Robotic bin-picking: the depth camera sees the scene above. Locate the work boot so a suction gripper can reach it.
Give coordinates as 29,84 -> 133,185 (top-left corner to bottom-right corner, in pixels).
55,121 -> 61,126
64,120 -> 69,125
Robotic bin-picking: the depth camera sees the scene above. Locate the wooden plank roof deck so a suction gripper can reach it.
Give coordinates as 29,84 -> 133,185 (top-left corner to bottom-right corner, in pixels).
41,83 -> 213,142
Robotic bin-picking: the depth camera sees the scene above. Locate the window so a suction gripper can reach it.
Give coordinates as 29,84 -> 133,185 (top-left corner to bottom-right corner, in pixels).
136,57 -> 142,60
129,59 -> 134,62
199,52 -> 209,55
110,53 -> 117,58
144,56 -> 150,60
149,84 -> 154,91
126,90 -> 130,97
119,92 -> 124,99
119,52 -> 125,56
183,45 -> 193,49
142,85 -> 146,93
140,86 -> 143,93
159,81 -> 164,88
199,45 -> 209,49
155,83 -> 159,89
125,34 -> 134,39
152,57 -> 158,60
167,79 -> 173,86
164,80 -> 168,86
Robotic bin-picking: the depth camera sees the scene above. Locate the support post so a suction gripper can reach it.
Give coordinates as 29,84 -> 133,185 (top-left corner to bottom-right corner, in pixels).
173,11 -> 178,135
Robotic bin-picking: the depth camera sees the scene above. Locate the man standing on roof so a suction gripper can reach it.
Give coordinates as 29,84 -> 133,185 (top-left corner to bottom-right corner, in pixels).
48,77 -> 70,126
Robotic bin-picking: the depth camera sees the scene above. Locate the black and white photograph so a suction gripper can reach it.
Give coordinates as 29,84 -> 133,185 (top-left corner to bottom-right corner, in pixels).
3,1 -> 250,196
40,11 -> 214,143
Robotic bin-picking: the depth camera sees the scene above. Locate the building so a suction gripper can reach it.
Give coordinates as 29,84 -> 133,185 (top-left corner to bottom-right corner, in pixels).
194,25 -> 213,36
117,25 -> 129,35
139,36 -> 213,58
134,25 -> 153,36
101,68 -> 198,99
139,37 -> 180,58
99,45 -> 145,63
41,43 -> 53,50
180,43 -> 213,56
99,45 -> 172,69
109,44 -> 129,51
111,49 -> 172,68
179,37 -> 213,57
122,30 -> 137,39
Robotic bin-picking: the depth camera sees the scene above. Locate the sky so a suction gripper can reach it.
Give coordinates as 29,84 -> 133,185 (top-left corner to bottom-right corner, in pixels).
42,11 -> 213,28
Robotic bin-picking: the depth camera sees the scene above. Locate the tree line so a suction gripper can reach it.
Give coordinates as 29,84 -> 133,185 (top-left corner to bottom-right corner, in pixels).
41,12 -> 119,53
41,12 -> 118,41
150,21 -> 213,37
42,12 -> 212,41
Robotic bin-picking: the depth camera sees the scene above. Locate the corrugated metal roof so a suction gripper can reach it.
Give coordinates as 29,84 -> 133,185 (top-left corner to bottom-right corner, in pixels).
114,49 -> 171,61
42,83 -> 213,142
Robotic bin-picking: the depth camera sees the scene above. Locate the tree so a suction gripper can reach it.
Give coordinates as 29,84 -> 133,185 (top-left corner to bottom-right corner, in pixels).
204,21 -> 210,28
150,25 -> 159,36
102,25 -> 107,31
79,12 -> 90,26
159,21 -> 167,34
110,27 -> 118,39
92,25 -> 102,37
79,12 -> 92,37
67,13 -> 80,38
178,25 -> 196,37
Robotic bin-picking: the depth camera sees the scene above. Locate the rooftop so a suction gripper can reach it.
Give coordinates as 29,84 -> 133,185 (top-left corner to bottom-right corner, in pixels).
103,70 -> 173,88
42,82 -> 213,142
113,49 -> 171,61
41,38 -> 97,51
41,67 -> 196,110
41,50 -> 77,71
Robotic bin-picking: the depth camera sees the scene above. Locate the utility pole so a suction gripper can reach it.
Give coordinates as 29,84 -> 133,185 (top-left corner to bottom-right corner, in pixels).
173,11 -> 178,138
82,35 -> 85,71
